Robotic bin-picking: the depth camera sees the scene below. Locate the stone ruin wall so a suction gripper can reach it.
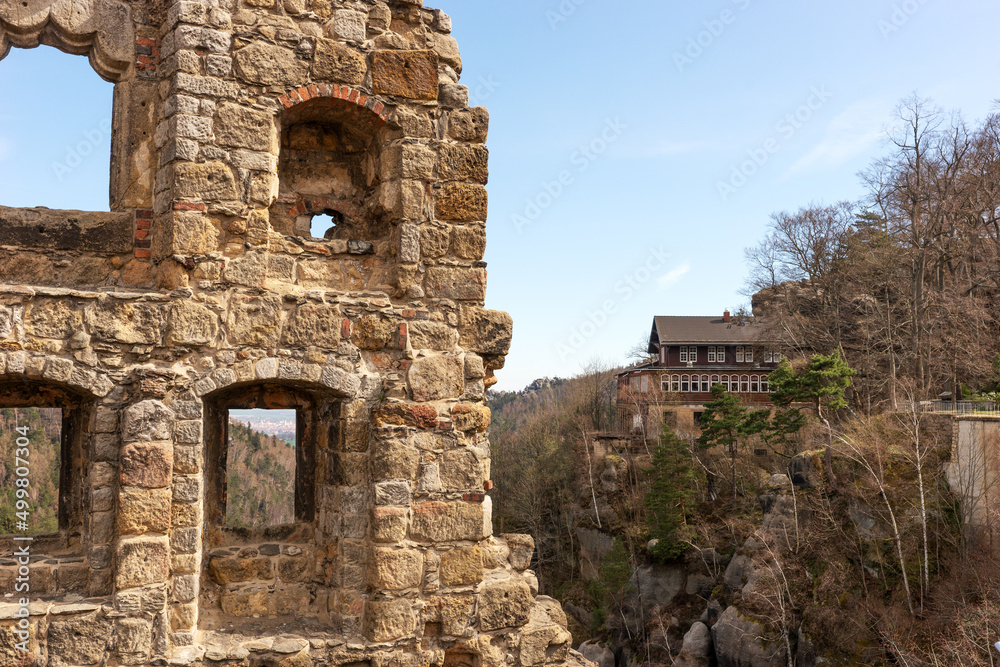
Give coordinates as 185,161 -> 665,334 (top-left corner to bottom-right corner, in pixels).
0,1 -> 590,665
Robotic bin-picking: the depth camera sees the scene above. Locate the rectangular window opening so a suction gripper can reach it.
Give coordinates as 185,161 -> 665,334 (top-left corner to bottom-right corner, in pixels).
1,408 -> 63,537
225,409 -> 298,530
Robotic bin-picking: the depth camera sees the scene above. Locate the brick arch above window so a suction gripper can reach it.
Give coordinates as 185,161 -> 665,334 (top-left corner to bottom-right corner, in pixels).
278,84 -> 391,125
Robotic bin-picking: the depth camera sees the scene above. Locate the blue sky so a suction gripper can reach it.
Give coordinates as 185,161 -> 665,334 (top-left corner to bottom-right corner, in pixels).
3,1 -> 1000,391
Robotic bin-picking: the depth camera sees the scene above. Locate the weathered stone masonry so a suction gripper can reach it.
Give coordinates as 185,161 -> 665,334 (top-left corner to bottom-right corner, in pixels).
0,2 -> 589,666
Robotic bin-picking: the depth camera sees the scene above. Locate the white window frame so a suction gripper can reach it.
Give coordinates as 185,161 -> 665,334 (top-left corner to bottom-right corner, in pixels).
671,375 -> 680,392
741,376 -> 750,393
701,375 -> 710,392
750,376 -> 760,393
681,375 -> 690,392
679,347 -> 688,363
745,347 -> 753,363
736,346 -> 745,363
708,347 -> 716,363
661,375 -> 670,392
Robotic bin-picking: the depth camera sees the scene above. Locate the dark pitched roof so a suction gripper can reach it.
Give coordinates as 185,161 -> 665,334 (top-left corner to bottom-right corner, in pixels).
647,316 -> 771,352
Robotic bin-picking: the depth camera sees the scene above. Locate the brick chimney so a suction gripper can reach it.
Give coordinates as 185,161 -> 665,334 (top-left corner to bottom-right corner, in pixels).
723,309 -> 731,323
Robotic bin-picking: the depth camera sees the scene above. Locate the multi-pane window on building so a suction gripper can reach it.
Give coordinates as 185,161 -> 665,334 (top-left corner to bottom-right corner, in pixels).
680,346 -> 698,363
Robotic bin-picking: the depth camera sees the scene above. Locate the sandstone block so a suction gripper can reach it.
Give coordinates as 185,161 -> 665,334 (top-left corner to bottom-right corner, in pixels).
429,32 -> 461,73
369,547 -> 423,590
372,439 -> 420,480
87,300 -> 162,345
437,183 -> 487,222
327,9 -> 366,41
440,448 -> 488,490
215,102 -> 274,152
227,293 -> 283,346
520,624 -> 572,666
448,107 -> 489,144
479,580 -> 533,631
438,594 -> 476,636
25,300 -> 82,339
503,534 -> 536,571
118,486 -> 172,534
371,507 -> 409,542
220,587 -> 270,617
283,303 -> 342,349
440,546 -> 483,586
364,598 -> 418,641
223,251 -> 268,288
451,404 -> 491,433
411,501 -> 484,542
352,314 -> 395,350
115,617 -> 153,664
451,225 -> 487,260
439,144 -> 488,183
209,556 -> 274,584
166,301 -> 219,346
373,403 -> 439,429
408,321 -> 458,351
313,38 -> 367,84
47,616 -> 112,667
420,225 -> 450,258
173,161 -> 238,201
375,481 -> 411,506
372,50 -> 439,100
425,267 -> 487,301
459,306 -> 513,355
122,401 -> 175,443
234,41 -> 309,86
408,354 -> 464,401
277,555 -> 313,582
116,537 -> 170,589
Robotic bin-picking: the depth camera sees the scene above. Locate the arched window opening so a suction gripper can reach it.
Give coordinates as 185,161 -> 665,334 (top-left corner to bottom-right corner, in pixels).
0,381 -> 93,563
750,376 -> 760,393
680,375 -> 690,393
271,98 -> 392,243
671,375 -> 680,392
0,46 -> 114,211
202,381 -> 366,627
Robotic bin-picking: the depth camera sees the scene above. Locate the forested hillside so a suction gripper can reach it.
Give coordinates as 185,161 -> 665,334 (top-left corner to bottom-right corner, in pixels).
487,96 -> 1000,667
747,96 -> 1000,412
226,419 -> 296,530
0,408 -> 61,536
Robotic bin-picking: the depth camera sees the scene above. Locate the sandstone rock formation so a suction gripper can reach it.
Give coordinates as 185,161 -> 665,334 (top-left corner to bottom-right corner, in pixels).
0,2 -> 590,666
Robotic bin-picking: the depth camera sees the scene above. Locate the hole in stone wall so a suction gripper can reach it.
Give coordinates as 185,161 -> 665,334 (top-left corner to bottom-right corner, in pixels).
225,409 -> 298,530
309,211 -> 342,239
0,408 -> 63,536
0,46 -> 114,211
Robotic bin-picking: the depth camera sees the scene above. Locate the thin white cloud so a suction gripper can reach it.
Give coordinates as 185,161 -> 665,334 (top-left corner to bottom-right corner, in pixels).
658,262 -> 691,290
782,100 -> 887,179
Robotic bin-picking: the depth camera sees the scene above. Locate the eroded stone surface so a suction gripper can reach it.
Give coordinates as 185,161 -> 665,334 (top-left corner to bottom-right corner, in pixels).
0,3 -> 578,667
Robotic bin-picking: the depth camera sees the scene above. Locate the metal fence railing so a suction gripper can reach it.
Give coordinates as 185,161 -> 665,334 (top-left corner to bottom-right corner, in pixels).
919,400 -> 999,415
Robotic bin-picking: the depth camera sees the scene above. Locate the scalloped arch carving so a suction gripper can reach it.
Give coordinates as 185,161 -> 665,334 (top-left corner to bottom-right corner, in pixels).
0,0 -> 134,82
